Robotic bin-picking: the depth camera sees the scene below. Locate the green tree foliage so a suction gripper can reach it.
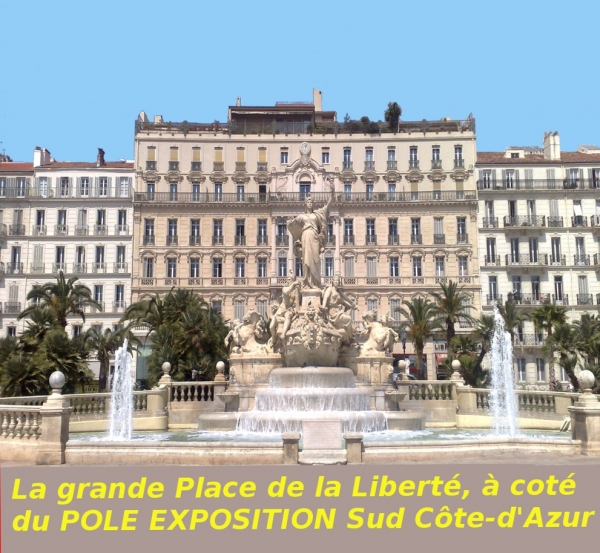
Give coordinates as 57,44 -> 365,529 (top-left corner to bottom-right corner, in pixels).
432,280 -> 476,355
384,101 -> 402,131
529,303 -> 568,388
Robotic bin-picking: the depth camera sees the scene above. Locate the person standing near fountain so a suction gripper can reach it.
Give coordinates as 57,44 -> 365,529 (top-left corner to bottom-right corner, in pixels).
288,183 -> 335,290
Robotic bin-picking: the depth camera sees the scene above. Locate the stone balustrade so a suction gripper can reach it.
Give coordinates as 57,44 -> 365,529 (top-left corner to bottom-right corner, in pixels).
399,381 -> 455,401
166,382 -> 220,403
0,406 -> 43,440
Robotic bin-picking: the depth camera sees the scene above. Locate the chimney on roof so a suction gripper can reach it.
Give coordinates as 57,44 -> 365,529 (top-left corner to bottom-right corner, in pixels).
313,88 -> 322,112
33,147 -> 51,167
97,148 -> 105,167
236,97 -> 241,106
543,131 -> 560,161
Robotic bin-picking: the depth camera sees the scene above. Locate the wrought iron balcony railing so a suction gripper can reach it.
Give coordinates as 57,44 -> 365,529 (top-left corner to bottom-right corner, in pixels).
343,234 -> 355,246
434,234 -> 445,244
411,234 -> 422,245
143,235 -> 155,246
457,233 -> 468,244
388,234 -> 399,246
482,217 -> 498,228
365,234 -> 377,245
387,160 -> 397,170
212,235 -> 224,246
189,235 -> 201,246
235,235 -> 246,246
572,216 -> 588,228
577,294 -> 594,306
503,215 -> 546,227
484,256 -> 501,266
276,235 -> 289,247
505,253 -> 548,266
486,294 -> 502,305
166,235 -> 178,246
574,254 -> 590,266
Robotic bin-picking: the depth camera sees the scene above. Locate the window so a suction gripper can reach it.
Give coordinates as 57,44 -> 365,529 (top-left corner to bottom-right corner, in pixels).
236,185 -> 245,201
409,146 -> 418,161
295,258 -> 303,277
214,182 -> 223,200
343,148 -> 351,162
98,177 -> 108,197
551,237 -> 561,264
95,246 -> 105,263
55,246 -> 65,264
531,276 -> 540,298
454,145 -> 463,160
344,182 -> 352,200
257,299 -> 267,318
411,218 -> 420,235
115,284 -> 125,304
213,219 -> 223,237
366,218 -> 375,236
72,325 -> 82,339
234,300 -> 245,321
144,219 -> 154,237
277,220 -> 287,236
258,257 -> 267,278
278,253 -> 287,277
299,182 -> 311,200
366,181 -> 374,200
344,256 -> 355,278
235,258 -> 245,278
236,219 -> 245,236
512,276 -> 522,295
460,297 -> 472,328
432,146 -> 440,161
324,253 -> 334,277
192,183 -> 201,201
119,177 -> 130,197
458,256 -> 468,276
457,217 -> 466,236
367,298 -> 377,312
322,151 -> 330,164
367,256 -> 377,277
387,149 -> 396,161
80,177 -> 90,197
488,276 -> 498,299
168,219 -> 178,237
169,182 -> 178,201
118,210 -> 127,228
258,219 -> 267,238
505,171 -> 516,189
435,256 -> 445,276
517,358 -> 527,382
390,299 -> 401,321
412,257 -> 422,277
191,219 -> 200,237
96,209 -> 106,226
389,257 -> 399,277
388,181 -> 396,198
434,217 -> 444,239
146,182 -> 155,199
167,258 -> 177,278
143,257 -> 154,278
280,150 -> 289,164
94,285 -> 103,304
389,218 -> 398,236
60,177 -> 70,197
211,300 -> 222,313
212,257 -> 223,278
344,219 -> 353,236
76,246 -> 85,264
536,359 -> 546,382
190,258 -> 200,278
7,326 -> 16,338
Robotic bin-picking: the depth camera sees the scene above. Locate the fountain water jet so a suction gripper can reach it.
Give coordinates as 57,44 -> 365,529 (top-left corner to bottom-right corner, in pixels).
489,306 -> 519,436
108,339 -> 134,440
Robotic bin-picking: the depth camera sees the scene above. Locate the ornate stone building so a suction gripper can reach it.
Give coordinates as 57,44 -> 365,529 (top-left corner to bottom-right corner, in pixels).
477,133 -> 600,386
132,90 -> 481,379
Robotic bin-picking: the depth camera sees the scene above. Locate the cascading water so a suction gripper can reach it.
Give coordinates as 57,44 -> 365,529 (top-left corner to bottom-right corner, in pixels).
108,339 -> 134,440
236,366 -> 387,433
489,306 -> 519,436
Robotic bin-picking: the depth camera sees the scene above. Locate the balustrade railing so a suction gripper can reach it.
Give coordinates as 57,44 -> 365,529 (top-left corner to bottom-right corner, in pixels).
167,382 -> 219,403
0,406 -> 42,440
399,381 -> 454,401
503,215 -> 546,227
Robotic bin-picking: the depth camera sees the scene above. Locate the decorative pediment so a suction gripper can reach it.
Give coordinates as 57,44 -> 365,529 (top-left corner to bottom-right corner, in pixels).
383,171 -> 402,183
406,170 -> 424,183
450,169 -> 469,181
186,172 -> 206,183
165,171 -> 183,183
232,172 -> 251,184
363,250 -> 380,262
209,172 -> 229,184
339,169 -> 357,183
360,171 -> 380,183
142,170 -> 161,182
427,170 -> 446,182
163,250 -> 181,261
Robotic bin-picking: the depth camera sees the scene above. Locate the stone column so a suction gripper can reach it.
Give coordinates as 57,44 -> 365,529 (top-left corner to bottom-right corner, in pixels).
282,432 -> 300,464
334,216 -> 341,274
344,432 -> 363,464
569,370 -> 600,455
213,361 -> 228,411
36,371 -> 72,466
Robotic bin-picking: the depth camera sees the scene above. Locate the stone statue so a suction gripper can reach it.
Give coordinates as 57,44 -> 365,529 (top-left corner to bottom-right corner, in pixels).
321,275 -> 356,347
287,184 -> 334,289
225,311 -> 269,355
360,310 -> 399,355
268,276 -> 301,352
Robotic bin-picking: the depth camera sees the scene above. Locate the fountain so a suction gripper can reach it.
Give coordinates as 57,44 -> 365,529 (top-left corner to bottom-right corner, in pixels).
488,306 -> 519,436
108,339 -> 134,440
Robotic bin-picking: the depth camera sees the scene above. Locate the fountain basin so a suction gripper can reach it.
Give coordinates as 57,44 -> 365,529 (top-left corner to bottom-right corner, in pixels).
254,388 -> 372,412
269,366 -> 355,388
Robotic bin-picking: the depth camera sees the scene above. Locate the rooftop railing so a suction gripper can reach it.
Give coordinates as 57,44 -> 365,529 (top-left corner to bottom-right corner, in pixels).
477,179 -> 600,191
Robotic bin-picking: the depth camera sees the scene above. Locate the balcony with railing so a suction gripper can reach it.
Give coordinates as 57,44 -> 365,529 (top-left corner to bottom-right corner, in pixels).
411,234 -> 422,245
364,160 -> 375,171
115,224 -> 129,235
168,161 -> 179,172
9,224 -> 25,236
52,263 -> 66,273
508,292 -> 551,306
503,215 -> 546,228
505,253 -> 548,266
166,235 -> 178,246
454,159 -> 464,168
54,225 -> 68,236
0,187 -> 29,198
547,216 -> 563,228
572,216 -> 588,228
552,294 -> 569,305
342,161 -> 353,171
235,235 -> 246,246
114,262 -> 128,273
73,263 -> 87,274
6,262 -> 23,275
387,160 -> 397,170
30,264 -> 45,274
486,294 -> 502,305
256,235 -> 268,246
191,161 -> 202,172
457,233 -> 468,244
434,234 -> 445,244
189,235 -> 201,246
482,217 -> 498,228
388,234 -> 399,246
257,162 -> 268,172
90,302 -> 105,314
595,253 -> 600,267
143,235 -> 155,246
31,225 -> 47,236
513,334 -> 546,347
276,235 -> 289,247
574,254 -> 590,266
343,234 -> 355,246
597,293 -> 600,305
92,262 -> 107,273
365,234 -> 377,245
431,159 -> 442,170
591,215 -> 600,228
477,178 -> 600,191
212,235 -> 224,246
577,294 -> 594,306
235,162 -> 246,172
4,302 -> 21,314
409,160 -> 419,169
550,255 -> 566,266
113,301 -> 127,313
213,161 -> 224,172
75,225 -> 89,236
0,223 -> 6,238
484,255 -> 501,266
94,225 -> 108,236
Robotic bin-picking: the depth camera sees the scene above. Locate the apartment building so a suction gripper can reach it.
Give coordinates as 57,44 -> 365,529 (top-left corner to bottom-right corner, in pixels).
477,132 -> 600,386
0,147 -> 134,358
132,90 -> 481,379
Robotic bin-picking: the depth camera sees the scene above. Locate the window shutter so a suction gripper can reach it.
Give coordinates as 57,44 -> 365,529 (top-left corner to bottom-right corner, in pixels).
258,148 -> 266,163
170,148 -> 178,161
236,148 -> 245,162
514,170 -> 520,187
9,285 -> 18,302
192,148 -> 201,162
214,148 -> 223,162
524,169 -> 533,188
478,170 -> 483,183
546,169 -> 556,188
501,170 -> 506,187
107,177 -> 112,196
491,169 -> 497,187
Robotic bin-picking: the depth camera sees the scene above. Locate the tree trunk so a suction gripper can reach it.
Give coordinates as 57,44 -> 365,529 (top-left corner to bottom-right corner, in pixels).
415,342 -> 425,380
98,358 -> 108,392
447,319 -> 455,355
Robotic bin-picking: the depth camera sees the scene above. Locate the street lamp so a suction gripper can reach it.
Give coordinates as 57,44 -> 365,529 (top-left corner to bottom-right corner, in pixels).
400,327 -> 407,358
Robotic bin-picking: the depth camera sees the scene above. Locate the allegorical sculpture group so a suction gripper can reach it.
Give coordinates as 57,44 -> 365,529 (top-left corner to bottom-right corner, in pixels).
224,185 -> 399,367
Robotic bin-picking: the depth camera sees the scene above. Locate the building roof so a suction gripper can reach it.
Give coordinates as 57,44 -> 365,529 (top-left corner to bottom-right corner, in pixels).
476,152 -> 600,165
0,162 -> 34,172
37,161 -> 134,170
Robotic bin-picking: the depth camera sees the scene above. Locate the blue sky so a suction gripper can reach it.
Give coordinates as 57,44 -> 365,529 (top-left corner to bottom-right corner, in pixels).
1,0 -> 598,162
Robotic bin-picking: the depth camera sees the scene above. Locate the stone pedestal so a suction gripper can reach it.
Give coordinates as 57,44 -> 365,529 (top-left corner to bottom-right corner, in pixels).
300,288 -> 322,311
344,432 -> 363,464
36,372 -> 71,465
282,432 -> 300,464
569,371 -> 600,455
340,351 -> 394,386
228,353 -> 282,388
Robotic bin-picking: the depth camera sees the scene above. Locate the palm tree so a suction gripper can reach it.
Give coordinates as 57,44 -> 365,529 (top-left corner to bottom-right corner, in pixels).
384,102 -> 402,132
398,297 -> 443,379
450,334 -> 477,357
497,300 -> 528,342
545,323 -> 578,390
432,280 -> 476,355
83,325 -> 140,391
572,314 -> 600,364
19,308 -> 58,352
18,272 -> 100,329
0,354 -> 45,397
473,314 -> 495,374
529,303 -> 568,386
